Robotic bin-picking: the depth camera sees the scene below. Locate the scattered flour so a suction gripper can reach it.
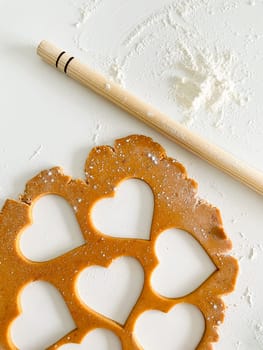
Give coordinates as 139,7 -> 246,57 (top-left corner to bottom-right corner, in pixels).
241,287 -> 254,307
248,247 -> 257,260
68,3 -> 263,349
104,82 -> 111,91
92,122 -> 102,145
255,322 -> 263,333
232,231 -> 262,262
168,46 -> 245,125
74,0 -> 103,27
108,60 -> 125,86
249,320 -> 263,347
72,0 -> 250,127
29,145 -> 43,161
235,340 -> 241,349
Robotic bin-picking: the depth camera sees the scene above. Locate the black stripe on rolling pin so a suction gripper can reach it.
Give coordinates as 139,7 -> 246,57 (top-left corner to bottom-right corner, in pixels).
64,57 -> 75,74
56,51 -> 66,68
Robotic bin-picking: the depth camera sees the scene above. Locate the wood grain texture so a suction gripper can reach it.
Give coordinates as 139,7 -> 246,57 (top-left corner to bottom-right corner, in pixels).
37,40 -> 263,195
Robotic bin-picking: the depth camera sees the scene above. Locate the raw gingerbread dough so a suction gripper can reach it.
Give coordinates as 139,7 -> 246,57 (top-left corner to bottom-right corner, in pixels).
0,135 -> 238,350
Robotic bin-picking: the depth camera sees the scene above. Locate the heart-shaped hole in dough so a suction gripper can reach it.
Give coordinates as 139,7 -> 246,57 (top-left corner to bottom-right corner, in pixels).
77,256 -> 144,325
10,281 -> 76,350
151,228 -> 216,298
134,303 -> 205,350
19,195 -> 85,262
59,328 -> 122,350
91,179 -> 154,239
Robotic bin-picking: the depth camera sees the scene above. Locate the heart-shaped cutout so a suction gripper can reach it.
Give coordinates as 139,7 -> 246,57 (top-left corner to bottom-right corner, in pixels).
77,256 -> 144,324
11,281 -> 76,350
20,195 -> 85,261
91,179 -> 154,239
59,328 -> 122,350
134,303 -> 205,350
151,228 -> 216,297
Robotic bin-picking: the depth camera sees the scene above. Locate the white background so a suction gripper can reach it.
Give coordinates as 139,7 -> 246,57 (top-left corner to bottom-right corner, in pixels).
1,1 -> 263,349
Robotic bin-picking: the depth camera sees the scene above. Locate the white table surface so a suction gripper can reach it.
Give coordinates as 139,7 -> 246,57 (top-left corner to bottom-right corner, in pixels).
1,1 -> 263,349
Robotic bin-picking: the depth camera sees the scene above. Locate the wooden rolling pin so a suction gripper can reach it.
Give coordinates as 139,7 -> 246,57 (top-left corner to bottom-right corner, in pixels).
37,40 -> 263,195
